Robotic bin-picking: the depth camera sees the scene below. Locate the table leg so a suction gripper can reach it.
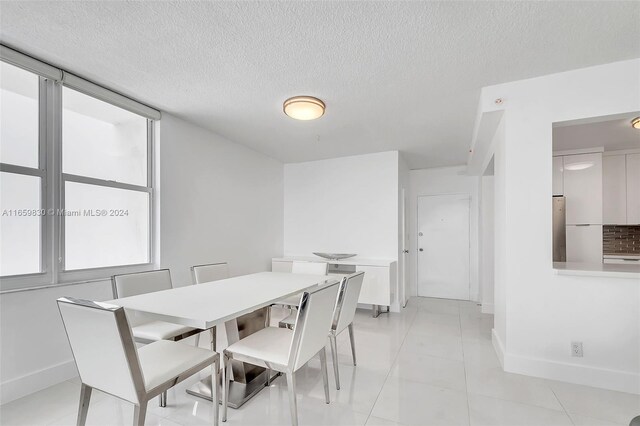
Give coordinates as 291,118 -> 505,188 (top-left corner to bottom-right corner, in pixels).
186,307 -> 278,408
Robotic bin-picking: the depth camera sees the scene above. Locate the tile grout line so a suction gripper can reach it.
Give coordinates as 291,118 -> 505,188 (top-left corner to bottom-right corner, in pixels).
459,302 -> 472,426
548,386 -> 577,426
363,305 -> 419,425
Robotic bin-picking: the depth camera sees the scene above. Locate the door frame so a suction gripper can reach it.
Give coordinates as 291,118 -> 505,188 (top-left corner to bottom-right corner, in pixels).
400,187 -> 408,308
416,193 -> 471,300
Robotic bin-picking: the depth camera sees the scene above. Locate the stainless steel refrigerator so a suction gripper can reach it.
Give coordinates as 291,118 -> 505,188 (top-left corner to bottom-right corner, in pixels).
553,196 -> 566,262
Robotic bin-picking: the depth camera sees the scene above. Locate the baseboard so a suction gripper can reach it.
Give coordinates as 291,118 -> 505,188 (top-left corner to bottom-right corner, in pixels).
491,328 -> 505,368
492,330 -> 639,395
1,359 -> 78,405
503,352 -> 640,395
481,302 -> 494,314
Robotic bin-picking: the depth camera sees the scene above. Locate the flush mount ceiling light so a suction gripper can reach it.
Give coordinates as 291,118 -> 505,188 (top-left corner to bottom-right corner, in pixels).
283,96 -> 325,120
632,117 -> 640,129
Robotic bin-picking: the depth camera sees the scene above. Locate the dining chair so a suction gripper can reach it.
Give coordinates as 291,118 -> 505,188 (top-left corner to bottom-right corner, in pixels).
222,280 -> 340,426
279,272 -> 364,389
191,262 -> 229,284
276,261 -> 328,308
190,262 -> 229,348
112,269 -> 201,406
57,297 -> 220,426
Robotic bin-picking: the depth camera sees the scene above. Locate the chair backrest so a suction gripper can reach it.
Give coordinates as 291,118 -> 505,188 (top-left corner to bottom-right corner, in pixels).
191,262 -> 229,284
111,269 -> 172,298
291,261 -> 328,275
332,272 -> 365,333
57,297 -> 144,404
288,281 -> 340,371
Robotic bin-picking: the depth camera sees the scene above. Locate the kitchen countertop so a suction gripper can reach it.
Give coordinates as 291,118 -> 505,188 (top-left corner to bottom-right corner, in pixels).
553,261 -> 640,279
273,255 -> 396,267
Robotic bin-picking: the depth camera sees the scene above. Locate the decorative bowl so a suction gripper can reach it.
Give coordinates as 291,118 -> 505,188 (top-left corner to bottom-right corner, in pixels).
313,252 -> 357,261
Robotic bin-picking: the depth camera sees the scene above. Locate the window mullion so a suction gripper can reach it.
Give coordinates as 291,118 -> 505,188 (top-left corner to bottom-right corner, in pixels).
48,77 -> 63,282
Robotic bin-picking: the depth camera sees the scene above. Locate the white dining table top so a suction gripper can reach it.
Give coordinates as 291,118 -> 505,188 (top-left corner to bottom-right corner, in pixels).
107,271 -> 337,330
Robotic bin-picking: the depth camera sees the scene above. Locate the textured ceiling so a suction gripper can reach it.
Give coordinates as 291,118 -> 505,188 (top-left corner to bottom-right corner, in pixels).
1,1 -> 639,168
554,115 -> 640,152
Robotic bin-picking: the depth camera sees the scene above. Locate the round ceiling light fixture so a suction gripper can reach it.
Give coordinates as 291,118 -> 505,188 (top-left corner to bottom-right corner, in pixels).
632,117 -> 640,129
283,96 -> 325,120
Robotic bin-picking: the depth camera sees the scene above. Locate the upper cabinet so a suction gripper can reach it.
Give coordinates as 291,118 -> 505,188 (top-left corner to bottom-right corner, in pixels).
601,152 -> 640,225
552,156 -> 564,196
603,154 -> 627,224
627,153 -> 640,225
563,153 -> 603,225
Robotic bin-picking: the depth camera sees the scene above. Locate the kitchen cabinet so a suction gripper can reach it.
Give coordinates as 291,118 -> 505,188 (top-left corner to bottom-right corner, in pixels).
566,225 -> 603,263
627,153 -> 640,225
563,153 -> 602,225
603,154 -> 627,224
552,156 -> 564,196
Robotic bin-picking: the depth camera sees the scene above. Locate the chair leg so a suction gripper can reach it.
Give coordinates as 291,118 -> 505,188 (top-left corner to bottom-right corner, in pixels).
133,403 -> 147,426
195,332 -> 201,348
76,384 -> 92,426
212,356 -> 220,426
286,371 -> 298,426
158,390 -> 167,407
319,348 -> 330,404
348,323 -> 357,366
222,355 -> 230,422
210,326 -> 217,352
329,334 -> 340,390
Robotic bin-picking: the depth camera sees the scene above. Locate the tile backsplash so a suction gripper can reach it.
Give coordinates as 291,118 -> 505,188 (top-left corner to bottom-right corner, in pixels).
603,225 -> 640,255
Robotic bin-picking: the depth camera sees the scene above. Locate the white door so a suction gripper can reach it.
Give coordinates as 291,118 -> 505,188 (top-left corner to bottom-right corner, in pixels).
417,194 -> 470,300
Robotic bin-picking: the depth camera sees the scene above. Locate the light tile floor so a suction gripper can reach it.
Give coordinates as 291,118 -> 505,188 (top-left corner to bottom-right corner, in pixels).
1,297 -> 638,426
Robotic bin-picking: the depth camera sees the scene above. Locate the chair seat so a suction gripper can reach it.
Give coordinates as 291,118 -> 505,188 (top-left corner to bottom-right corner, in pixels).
225,327 -> 293,368
132,320 -> 196,341
276,294 -> 301,307
138,340 -> 217,391
279,312 -> 296,328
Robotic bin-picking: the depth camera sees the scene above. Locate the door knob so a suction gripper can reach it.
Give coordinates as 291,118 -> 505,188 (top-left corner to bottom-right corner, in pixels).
419,248 -> 424,252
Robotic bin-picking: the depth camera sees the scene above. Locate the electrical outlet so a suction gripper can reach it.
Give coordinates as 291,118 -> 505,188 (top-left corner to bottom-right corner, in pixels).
571,341 -> 583,357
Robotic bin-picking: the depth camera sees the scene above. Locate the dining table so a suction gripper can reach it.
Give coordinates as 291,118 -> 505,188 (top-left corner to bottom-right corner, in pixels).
107,271 -> 338,408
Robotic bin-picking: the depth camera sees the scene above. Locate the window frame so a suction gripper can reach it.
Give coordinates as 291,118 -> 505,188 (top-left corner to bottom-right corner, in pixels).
0,55 -> 158,292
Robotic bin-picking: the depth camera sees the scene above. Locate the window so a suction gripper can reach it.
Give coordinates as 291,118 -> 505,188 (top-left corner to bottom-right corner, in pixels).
0,47 -> 159,290
0,62 -> 43,277
62,88 -> 151,271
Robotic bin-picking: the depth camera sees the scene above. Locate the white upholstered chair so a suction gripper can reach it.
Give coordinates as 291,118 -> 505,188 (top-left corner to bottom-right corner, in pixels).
190,262 -> 229,347
111,269 -> 200,343
279,271 -> 364,390
57,297 -> 220,426
111,269 -> 201,406
276,261 -> 328,307
222,281 -> 340,426
191,262 -> 229,284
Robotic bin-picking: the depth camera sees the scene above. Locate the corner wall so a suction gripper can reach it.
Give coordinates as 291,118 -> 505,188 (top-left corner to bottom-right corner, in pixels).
477,59 -> 640,394
159,114 -> 284,286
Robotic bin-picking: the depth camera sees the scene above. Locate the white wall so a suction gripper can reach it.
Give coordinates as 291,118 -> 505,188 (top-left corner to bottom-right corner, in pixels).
475,59 -> 640,394
408,166 -> 480,301
0,114 -> 284,404
480,175 -> 495,314
283,151 -> 399,260
159,114 -> 284,286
